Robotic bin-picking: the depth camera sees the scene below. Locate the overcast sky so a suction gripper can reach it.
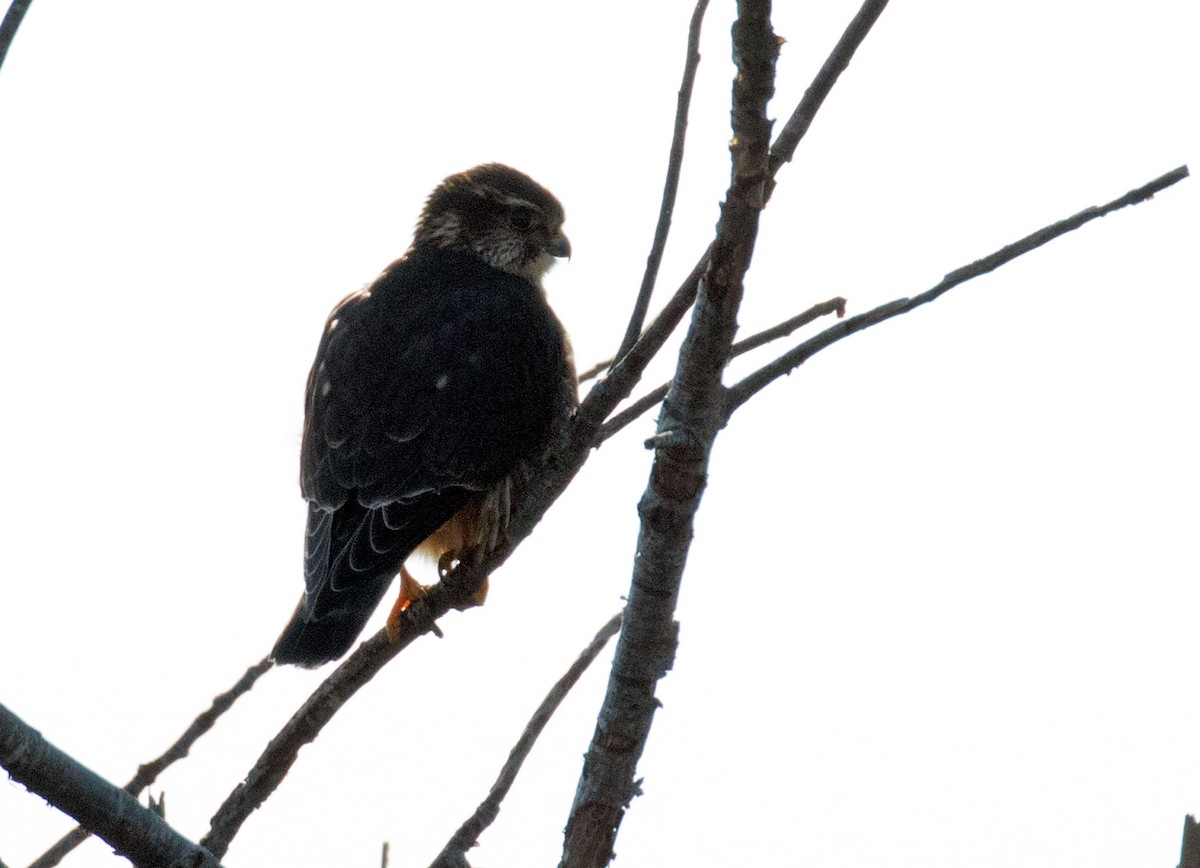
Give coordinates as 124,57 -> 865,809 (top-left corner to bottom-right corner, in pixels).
1,2 -> 1197,867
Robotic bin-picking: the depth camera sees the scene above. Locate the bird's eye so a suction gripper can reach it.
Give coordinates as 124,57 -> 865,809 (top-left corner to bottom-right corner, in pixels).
507,207 -> 536,231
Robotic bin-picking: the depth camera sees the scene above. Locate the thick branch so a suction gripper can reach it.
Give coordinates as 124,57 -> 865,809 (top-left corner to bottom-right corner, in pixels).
613,0 -> 710,364
724,165 -> 1191,415
559,4 -> 779,866
0,703 -> 223,868
28,658 -> 272,868
428,613 -> 622,868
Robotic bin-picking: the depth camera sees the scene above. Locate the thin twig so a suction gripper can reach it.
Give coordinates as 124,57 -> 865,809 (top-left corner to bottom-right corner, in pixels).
200,629 -> 423,859
0,0 -> 34,74
585,0 -> 888,417
0,703 -> 223,868
596,296 -> 846,443
428,613 -> 623,868
26,658 -> 273,868
381,841 -> 390,868
765,0 -> 889,200
724,165 -> 1191,415
613,0 -> 711,365
576,358 -> 612,385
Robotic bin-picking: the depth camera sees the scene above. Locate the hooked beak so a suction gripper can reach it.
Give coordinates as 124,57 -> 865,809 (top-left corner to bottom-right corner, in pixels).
546,230 -> 571,260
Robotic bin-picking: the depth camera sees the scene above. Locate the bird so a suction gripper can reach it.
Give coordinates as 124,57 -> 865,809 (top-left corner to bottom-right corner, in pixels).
271,163 -> 577,667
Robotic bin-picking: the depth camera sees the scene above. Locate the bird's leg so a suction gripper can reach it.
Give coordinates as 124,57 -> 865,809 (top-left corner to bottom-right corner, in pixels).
385,563 -> 433,642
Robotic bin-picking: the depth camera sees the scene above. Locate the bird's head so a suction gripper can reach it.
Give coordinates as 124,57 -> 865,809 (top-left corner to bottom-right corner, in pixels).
412,163 -> 570,288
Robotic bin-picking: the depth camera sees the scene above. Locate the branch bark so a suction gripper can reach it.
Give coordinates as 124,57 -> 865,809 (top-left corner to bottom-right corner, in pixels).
595,296 -> 846,444
559,3 -> 779,865
26,658 -> 272,868
613,0 -> 710,364
428,613 -> 622,868
723,164 -> 1191,415
0,0 -> 34,74
0,703 -> 223,868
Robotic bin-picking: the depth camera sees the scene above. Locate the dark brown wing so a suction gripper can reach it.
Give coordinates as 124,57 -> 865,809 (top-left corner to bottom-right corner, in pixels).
272,248 -> 574,666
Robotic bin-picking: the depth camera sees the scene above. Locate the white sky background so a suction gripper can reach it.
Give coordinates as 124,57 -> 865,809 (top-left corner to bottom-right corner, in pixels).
1,1 -> 1197,866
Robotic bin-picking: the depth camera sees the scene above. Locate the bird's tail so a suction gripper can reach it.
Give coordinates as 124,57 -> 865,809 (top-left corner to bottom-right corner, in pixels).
271,575 -> 392,668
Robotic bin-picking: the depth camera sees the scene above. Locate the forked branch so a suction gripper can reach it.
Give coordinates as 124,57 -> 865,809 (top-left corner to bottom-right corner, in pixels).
427,614 -> 622,868
724,165 -> 1191,415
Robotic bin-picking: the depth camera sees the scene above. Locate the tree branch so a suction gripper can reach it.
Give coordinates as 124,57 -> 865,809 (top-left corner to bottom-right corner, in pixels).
613,0 -> 710,364
200,630 -> 418,859
0,703 -> 223,868
0,0 -> 34,75
560,3 -> 779,866
428,613 -> 623,868
723,164 -> 1191,415
26,658 -> 272,868
584,0 -> 889,427
765,0 -> 889,200
595,296 -> 846,444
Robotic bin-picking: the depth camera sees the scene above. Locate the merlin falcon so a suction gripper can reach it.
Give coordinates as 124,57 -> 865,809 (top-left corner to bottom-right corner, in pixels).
272,164 -> 576,667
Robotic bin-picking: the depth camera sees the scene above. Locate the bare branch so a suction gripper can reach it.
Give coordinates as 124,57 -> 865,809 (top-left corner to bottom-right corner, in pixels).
732,295 -> 846,354
724,164 -> 1191,415
381,842 -> 390,868
428,613 -> 623,868
595,296 -> 846,444
586,0 -> 888,425
0,702 -> 223,868
575,358 -> 611,385
613,0 -> 711,364
560,3 -> 779,865
765,0 -> 889,200
26,658 -> 272,868
200,630 -> 421,859
0,0 -> 34,75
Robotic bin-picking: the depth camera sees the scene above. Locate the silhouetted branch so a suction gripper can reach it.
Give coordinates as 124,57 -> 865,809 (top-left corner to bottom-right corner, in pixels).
585,0 -> 890,430
0,703 -> 223,868
576,358 -> 611,385
0,0 -> 34,74
27,658 -> 272,868
428,613 -> 622,868
201,630 -> 419,859
723,165 -> 1191,416
560,3 -> 779,866
765,0 -> 890,200
613,0 -> 711,364
596,296 -> 846,444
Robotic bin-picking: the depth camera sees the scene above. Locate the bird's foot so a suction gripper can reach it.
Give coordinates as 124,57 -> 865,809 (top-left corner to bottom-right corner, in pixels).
386,564 -> 432,642
437,551 -> 489,609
